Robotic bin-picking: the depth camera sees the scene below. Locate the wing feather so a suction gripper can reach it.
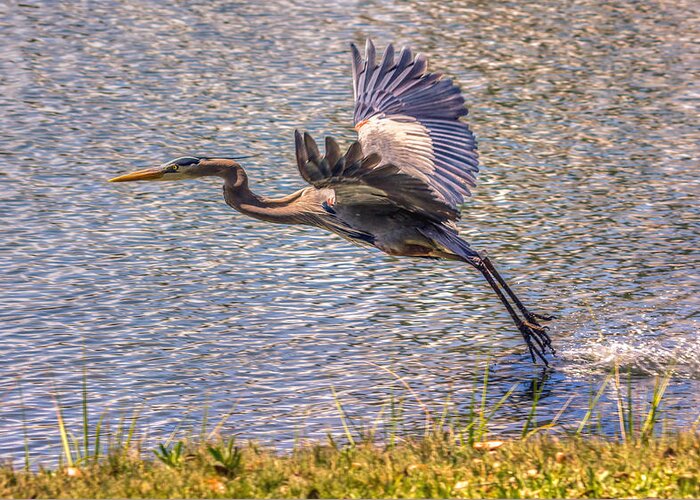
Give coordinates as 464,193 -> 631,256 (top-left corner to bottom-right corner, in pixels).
295,131 -> 458,223
351,40 -> 479,221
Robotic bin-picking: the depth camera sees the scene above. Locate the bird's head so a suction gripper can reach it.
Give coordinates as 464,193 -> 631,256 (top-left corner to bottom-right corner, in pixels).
109,157 -> 242,183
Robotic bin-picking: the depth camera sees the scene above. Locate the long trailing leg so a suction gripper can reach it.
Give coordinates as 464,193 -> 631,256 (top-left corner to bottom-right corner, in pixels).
478,252 -> 556,354
421,227 -> 554,365
471,258 -> 551,365
480,252 -> 555,323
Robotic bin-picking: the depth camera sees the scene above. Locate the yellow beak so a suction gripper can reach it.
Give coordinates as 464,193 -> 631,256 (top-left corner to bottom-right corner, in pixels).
109,166 -> 165,182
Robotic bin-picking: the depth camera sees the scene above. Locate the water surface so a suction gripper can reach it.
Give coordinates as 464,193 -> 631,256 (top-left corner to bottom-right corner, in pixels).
1,0 -> 699,462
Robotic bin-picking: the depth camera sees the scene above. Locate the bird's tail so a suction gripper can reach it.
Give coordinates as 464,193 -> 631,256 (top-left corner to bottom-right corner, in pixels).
419,225 -> 480,263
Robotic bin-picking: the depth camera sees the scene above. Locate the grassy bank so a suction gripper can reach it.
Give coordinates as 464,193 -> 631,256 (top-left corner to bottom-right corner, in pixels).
2,369 -> 699,498
2,432 -> 699,498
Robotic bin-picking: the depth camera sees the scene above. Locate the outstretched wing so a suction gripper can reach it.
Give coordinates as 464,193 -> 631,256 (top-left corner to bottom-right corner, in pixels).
351,39 -> 479,218
294,131 -> 458,223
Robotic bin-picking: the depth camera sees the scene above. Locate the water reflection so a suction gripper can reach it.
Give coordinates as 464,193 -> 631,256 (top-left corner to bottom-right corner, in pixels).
1,0 -> 698,461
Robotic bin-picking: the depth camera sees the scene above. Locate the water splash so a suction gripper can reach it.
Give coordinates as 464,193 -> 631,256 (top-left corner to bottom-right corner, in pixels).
558,305 -> 700,379
561,338 -> 700,379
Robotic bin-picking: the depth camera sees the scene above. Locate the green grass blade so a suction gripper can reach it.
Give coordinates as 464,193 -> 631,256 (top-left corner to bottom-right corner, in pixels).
124,410 -> 140,450
479,363 -> 489,431
82,366 -> 89,460
641,372 -> 671,440
94,413 -> 106,461
521,378 -> 544,438
626,369 -> 634,439
19,385 -> 30,471
477,383 -> 517,437
576,376 -> 610,435
331,385 -> 355,447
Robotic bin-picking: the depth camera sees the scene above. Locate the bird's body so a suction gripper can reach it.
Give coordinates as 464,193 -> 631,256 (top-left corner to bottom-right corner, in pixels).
219,161 -> 461,260
201,160 -> 450,258
110,40 -> 555,365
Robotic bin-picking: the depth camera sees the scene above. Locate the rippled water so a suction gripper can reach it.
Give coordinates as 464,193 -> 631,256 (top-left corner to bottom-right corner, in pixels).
1,0 -> 699,462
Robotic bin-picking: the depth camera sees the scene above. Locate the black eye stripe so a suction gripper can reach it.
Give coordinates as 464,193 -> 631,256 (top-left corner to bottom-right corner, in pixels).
171,156 -> 201,167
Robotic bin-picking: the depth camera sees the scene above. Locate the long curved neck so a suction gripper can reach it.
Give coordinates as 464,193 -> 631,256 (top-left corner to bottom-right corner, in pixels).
204,160 -> 306,225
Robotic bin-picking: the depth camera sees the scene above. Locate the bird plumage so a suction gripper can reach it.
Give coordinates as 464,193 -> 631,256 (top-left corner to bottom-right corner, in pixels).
351,39 -> 479,210
293,39 -> 482,257
110,39 -> 555,365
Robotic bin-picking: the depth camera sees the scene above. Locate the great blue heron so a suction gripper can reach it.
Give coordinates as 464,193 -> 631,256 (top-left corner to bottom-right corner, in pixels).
110,40 -> 555,365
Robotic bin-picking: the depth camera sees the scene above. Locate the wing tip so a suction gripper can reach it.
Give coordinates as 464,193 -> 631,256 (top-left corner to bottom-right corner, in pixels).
294,129 -> 307,170
364,38 -> 375,59
303,132 -> 320,160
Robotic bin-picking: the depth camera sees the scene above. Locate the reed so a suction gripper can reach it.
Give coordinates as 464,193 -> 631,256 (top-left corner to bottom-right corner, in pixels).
2,367 -> 698,498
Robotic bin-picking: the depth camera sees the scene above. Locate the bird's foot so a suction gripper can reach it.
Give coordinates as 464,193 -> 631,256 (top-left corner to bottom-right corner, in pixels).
518,320 -> 554,365
521,310 -> 556,353
523,320 -> 556,355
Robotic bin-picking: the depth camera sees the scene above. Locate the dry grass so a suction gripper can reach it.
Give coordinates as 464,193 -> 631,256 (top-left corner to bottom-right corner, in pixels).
1,432 -> 699,498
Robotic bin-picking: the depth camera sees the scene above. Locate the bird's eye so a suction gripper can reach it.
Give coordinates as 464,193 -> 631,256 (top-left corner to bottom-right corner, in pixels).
171,165 -> 179,171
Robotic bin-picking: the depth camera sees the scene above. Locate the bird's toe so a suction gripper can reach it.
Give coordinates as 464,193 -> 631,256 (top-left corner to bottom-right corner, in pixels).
529,312 -> 556,322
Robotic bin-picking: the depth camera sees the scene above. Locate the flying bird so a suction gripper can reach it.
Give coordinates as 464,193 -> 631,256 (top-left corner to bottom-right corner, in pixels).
110,40 -> 555,364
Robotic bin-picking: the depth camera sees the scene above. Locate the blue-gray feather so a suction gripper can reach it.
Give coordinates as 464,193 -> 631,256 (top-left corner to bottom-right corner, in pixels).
350,40 -> 479,221
294,132 -> 458,223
